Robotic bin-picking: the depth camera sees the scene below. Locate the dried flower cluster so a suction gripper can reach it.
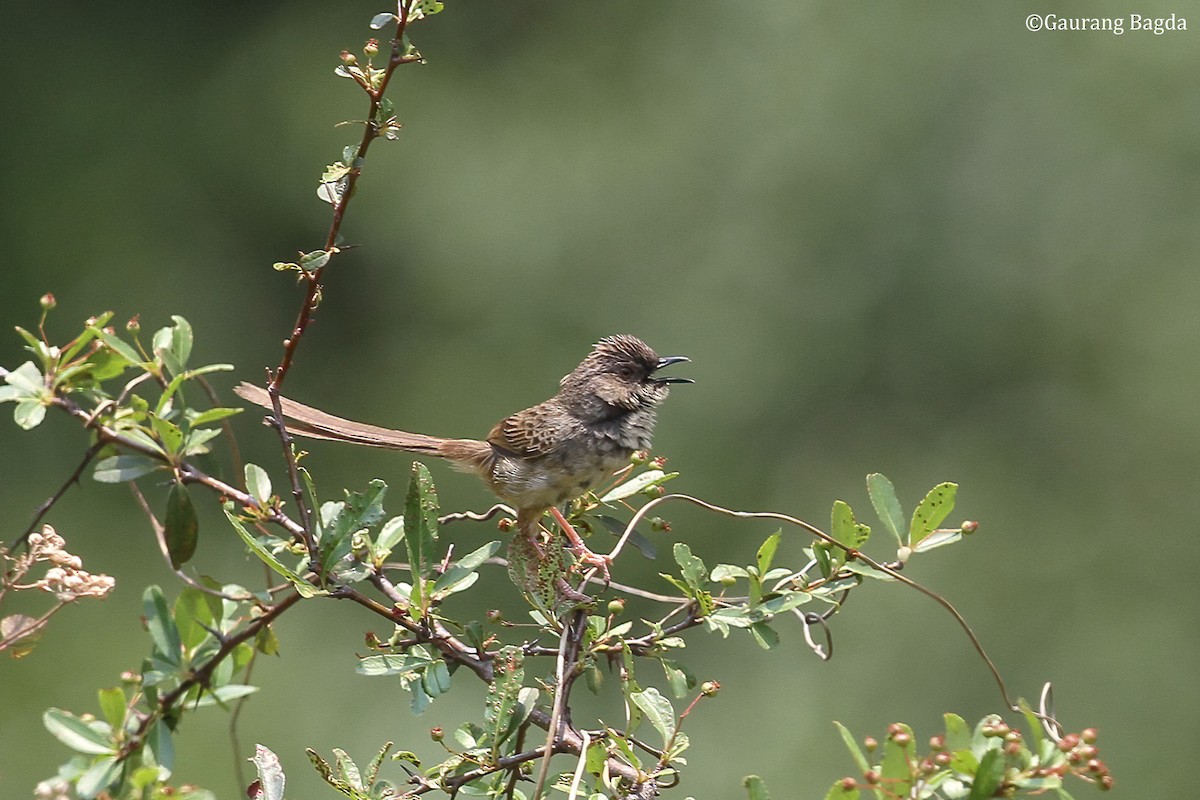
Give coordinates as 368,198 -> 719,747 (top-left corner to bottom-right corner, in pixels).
22,526 -> 115,601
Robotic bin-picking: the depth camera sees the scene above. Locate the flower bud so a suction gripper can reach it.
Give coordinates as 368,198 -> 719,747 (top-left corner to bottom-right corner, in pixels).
607,598 -> 625,615
429,727 -> 443,742
960,520 -> 979,534
126,315 -> 141,334
364,38 -> 380,57
1081,727 -> 1098,744
340,50 -> 358,65
40,293 -> 56,310
700,681 -> 720,697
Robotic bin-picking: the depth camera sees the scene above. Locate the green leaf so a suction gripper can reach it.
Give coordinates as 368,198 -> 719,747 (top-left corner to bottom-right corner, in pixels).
373,515 -> 405,562
143,585 -> 183,668
191,684 -> 259,707
599,468 -> 678,503
13,399 -> 47,429
629,687 -> 675,747
369,12 -> 396,29
881,724 -> 915,796
223,506 -> 325,597
76,756 -> 121,799
830,500 -> 871,551
175,586 -> 221,650
673,542 -> 707,592
187,406 -> 243,427
182,426 -> 222,457
432,540 -> 502,597
832,721 -> 871,774
910,482 -> 958,548
245,463 -> 272,504
164,483 -> 199,569
43,708 -> 114,755
169,315 -> 193,370
967,748 -> 1004,800
4,360 -> 47,396
823,780 -> 859,800
743,775 -> 772,800
710,563 -> 749,583
660,658 -> 695,698
93,454 -> 162,483
485,646 -> 526,756
866,473 -> 905,547
88,325 -> 143,366
912,528 -> 962,553
403,462 -> 440,602
298,249 -> 331,272
756,531 -> 782,575
355,651 -> 436,677
749,621 -> 779,649
944,712 -> 971,751
97,687 -> 126,730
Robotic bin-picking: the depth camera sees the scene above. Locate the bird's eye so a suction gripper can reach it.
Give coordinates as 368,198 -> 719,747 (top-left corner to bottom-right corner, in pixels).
617,364 -> 636,379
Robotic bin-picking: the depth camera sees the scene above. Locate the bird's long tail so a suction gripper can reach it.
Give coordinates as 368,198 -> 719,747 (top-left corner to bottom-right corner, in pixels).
234,382 -> 447,454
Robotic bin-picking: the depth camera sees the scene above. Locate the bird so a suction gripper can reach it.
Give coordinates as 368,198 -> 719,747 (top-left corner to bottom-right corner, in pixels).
234,335 -> 690,580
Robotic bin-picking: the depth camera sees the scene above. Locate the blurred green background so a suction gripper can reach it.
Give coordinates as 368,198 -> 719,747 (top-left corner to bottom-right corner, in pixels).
1,1 -> 1195,796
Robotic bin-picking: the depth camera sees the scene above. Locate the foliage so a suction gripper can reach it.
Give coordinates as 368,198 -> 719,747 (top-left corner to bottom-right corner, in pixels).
0,4 -> 1109,800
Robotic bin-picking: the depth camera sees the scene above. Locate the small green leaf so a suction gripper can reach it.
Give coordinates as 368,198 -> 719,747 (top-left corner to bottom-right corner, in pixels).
355,651 -> 436,678
97,687 -> 126,730
164,483 -> 199,569
13,399 -> 47,429
913,528 -> 962,553
169,315 -> 193,372
673,542 -> 707,592
743,775 -> 772,800
298,249 -> 331,272
710,563 -> 749,583
660,658 -> 694,698
599,468 -> 678,503
76,756 -> 121,799
944,712 -> 971,751
832,721 -> 871,774
369,12 -> 396,29
403,462 -> 440,601
187,406 -> 243,427
143,585 -> 183,666
630,687 -> 676,747
226,512 -> 324,597
89,326 -> 143,366
866,473 -> 905,547
881,723 -> 915,795
967,748 -> 1004,800
93,454 -> 162,483
749,621 -> 779,649
43,708 -> 114,755
245,463 -> 272,505
4,360 -> 46,394
830,500 -> 871,550
823,779 -> 859,800
191,684 -> 259,707
910,482 -> 958,548
756,531 -> 782,576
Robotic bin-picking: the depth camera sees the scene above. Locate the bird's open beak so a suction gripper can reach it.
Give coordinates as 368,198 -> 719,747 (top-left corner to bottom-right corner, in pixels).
653,355 -> 693,384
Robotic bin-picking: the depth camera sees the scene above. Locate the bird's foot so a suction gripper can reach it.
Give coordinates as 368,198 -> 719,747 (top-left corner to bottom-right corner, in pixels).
548,506 -> 612,585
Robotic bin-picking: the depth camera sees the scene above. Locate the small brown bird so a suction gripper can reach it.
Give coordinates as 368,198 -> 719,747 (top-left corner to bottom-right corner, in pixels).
234,335 -> 690,574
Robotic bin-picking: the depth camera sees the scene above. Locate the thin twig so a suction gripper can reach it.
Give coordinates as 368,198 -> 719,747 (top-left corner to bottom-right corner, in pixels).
15,441 -> 105,549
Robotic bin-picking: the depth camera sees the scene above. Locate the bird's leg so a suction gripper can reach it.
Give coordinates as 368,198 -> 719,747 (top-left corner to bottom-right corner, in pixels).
549,505 -> 612,583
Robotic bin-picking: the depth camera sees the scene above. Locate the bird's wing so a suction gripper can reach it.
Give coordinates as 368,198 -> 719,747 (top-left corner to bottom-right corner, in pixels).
486,402 -> 576,458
